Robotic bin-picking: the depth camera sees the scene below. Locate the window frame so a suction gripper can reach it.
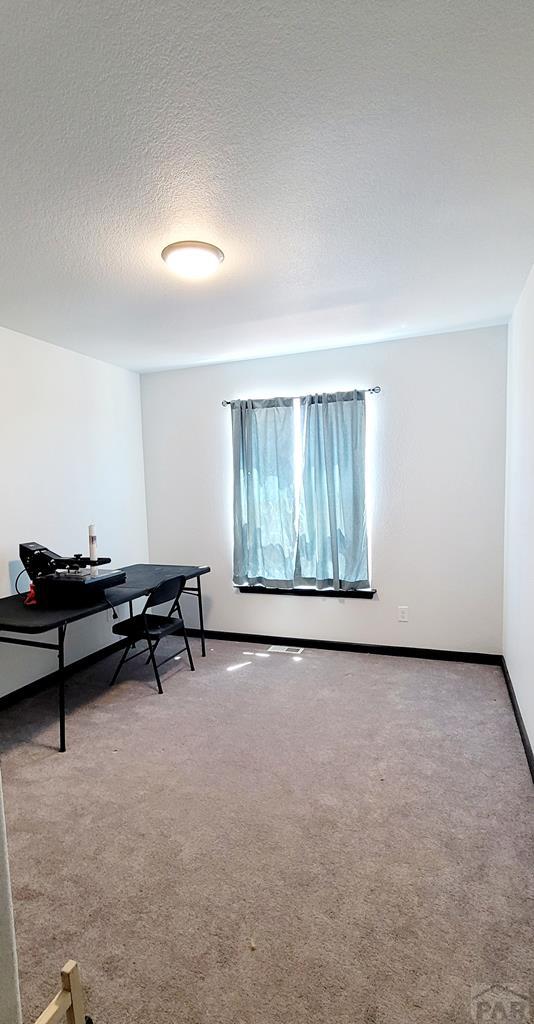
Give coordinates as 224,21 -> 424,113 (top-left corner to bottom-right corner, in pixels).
236,585 -> 376,599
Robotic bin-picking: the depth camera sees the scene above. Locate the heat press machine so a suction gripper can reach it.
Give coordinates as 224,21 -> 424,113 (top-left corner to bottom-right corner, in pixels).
19,526 -> 126,607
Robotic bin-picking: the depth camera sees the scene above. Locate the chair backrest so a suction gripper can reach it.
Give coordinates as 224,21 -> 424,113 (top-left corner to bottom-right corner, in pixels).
144,574 -> 186,612
33,960 -> 89,1024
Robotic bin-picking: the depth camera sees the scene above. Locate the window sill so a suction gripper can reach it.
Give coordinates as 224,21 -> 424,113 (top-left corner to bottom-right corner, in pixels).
236,586 -> 376,599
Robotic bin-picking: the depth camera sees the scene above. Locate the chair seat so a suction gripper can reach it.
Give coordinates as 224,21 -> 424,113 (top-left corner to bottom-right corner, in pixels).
112,613 -> 184,640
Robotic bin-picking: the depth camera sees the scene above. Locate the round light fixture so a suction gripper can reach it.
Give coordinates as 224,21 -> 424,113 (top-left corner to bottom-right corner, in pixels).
161,240 -> 224,280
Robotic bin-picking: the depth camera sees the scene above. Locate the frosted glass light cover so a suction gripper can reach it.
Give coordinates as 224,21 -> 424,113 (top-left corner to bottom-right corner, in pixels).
161,241 -> 224,280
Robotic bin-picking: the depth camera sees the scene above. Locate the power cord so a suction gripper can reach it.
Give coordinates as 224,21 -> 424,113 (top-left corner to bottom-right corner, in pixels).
14,568 -> 27,595
103,593 -> 118,619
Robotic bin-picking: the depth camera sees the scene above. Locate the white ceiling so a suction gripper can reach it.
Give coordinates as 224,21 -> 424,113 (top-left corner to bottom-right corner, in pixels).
1,0 -> 534,372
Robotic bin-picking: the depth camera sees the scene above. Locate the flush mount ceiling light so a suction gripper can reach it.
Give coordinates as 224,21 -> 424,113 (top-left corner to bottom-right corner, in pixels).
161,240 -> 224,280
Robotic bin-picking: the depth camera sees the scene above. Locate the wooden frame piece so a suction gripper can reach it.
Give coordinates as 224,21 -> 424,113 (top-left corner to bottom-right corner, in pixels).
33,960 -> 89,1024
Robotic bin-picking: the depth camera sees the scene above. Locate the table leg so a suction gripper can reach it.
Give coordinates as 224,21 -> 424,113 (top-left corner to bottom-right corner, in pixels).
58,624 -> 66,753
197,575 -> 206,657
128,599 -> 137,648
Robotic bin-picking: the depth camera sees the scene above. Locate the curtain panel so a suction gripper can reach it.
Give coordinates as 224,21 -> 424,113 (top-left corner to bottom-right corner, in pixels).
231,390 -> 369,590
231,398 -> 296,587
295,391 -> 369,590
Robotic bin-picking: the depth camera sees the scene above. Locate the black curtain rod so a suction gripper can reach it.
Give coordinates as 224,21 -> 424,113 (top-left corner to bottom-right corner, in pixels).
221,386 -> 381,407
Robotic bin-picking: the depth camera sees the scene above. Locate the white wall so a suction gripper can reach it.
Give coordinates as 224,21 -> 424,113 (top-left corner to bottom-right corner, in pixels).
503,266 -> 534,746
0,326 -> 148,698
141,326 -> 507,654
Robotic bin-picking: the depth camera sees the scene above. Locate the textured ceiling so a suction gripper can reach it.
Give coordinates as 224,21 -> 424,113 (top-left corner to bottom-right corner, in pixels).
1,0 -> 534,371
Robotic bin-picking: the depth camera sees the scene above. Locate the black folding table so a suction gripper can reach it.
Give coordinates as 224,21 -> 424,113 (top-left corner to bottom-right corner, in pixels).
0,563 -> 210,752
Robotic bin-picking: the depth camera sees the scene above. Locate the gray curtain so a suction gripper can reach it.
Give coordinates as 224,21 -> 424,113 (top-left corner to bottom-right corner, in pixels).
232,398 -> 296,587
294,391 -> 369,590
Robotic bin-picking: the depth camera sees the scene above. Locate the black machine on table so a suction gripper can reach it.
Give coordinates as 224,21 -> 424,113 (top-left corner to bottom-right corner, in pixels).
19,542 -> 126,607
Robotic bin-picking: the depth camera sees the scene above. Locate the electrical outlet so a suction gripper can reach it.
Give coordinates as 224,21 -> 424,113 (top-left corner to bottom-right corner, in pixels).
398,606 -> 409,622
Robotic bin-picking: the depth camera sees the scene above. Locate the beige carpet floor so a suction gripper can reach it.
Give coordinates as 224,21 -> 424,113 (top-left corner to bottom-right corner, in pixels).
0,640 -> 532,1024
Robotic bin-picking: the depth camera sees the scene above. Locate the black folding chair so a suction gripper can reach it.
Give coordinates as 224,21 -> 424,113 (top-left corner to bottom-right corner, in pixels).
109,575 -> 194,692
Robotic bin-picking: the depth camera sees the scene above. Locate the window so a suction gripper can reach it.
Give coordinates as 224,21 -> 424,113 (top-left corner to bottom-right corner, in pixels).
231,391 -> 369,591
